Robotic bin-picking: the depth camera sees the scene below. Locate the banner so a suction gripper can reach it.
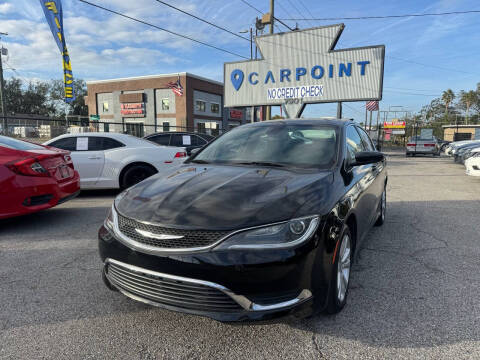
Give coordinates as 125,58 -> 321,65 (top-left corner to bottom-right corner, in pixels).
39,0 -> 75,103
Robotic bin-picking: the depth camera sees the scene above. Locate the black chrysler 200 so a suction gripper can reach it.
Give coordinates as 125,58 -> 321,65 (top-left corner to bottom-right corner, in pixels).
98,119 -> 387,322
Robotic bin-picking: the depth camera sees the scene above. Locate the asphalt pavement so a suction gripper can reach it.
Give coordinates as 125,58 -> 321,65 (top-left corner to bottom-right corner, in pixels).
1,152 -> 479,359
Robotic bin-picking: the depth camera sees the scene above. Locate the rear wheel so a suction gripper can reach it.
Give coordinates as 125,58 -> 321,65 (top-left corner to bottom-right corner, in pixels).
375,188 -> 386,226
121,164 -> 157,189
326,226 -> 352,314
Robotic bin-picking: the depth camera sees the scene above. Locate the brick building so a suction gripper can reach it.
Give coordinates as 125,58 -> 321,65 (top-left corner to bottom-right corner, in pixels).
443,124 -> 480,141
85,72 -> 250,137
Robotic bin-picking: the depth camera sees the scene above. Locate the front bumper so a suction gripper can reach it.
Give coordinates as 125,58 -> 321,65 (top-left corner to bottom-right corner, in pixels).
98,224 -> 330,322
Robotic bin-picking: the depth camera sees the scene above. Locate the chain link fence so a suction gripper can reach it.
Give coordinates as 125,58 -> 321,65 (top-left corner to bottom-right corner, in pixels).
0,115 -> 229,143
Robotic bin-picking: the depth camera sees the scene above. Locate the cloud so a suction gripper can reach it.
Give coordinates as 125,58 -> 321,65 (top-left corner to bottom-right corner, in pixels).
0,3 -> 13,14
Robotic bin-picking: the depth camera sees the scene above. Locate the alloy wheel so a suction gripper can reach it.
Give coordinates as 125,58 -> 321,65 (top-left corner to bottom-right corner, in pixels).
337,234 -> 351,302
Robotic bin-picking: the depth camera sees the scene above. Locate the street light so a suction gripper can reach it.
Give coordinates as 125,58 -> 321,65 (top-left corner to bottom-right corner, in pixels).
239,28 -> 253,60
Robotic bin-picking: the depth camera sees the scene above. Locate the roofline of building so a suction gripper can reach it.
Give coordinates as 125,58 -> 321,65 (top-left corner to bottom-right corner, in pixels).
442,124 -> 480,128
86,72 -> 224,86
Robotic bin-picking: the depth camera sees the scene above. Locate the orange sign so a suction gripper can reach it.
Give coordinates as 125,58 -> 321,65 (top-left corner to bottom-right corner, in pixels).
383,120 -> 406,129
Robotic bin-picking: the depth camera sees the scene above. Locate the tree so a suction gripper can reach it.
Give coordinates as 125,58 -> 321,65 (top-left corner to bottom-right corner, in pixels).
3,77 -> 55,116
49,78 -> 88,116
441,89 -> 455,120
459,90 -> 478,124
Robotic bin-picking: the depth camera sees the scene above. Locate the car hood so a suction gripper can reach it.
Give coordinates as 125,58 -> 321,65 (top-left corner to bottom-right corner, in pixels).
116,164 -> 333,230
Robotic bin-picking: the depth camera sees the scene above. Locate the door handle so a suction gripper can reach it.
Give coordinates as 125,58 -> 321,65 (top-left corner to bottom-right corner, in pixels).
88,156 -> 100,160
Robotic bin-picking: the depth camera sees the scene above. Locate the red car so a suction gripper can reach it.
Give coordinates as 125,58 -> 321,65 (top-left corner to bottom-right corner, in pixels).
0,135 -> 80,219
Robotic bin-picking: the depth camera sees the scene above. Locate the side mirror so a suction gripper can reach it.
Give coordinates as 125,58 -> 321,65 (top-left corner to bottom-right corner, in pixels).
353,151 -> 384,166
190,148 -> 200,156
376,144 -> 381,151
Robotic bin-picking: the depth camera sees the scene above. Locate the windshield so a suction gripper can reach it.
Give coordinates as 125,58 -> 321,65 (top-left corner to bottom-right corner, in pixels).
191,123 -> 338,169
0,135 -> 45,151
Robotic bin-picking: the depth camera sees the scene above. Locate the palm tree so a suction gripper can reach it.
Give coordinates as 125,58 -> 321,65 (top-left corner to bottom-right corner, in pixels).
442,89 -> 455,122
460,90 -> 478,125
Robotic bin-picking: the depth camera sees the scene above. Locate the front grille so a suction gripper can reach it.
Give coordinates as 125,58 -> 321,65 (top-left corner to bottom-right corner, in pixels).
117,213 -> 230,249
107,261 -> 242,312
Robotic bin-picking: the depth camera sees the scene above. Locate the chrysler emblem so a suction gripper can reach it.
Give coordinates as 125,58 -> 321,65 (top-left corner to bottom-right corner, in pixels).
135,229 -> 184,240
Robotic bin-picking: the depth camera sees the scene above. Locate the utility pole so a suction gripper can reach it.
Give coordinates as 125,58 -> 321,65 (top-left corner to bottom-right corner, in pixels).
265,0 -> 274,120
0,32 -> 7,135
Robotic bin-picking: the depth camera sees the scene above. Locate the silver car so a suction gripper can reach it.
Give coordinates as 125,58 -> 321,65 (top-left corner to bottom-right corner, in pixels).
406,136 -> 439,157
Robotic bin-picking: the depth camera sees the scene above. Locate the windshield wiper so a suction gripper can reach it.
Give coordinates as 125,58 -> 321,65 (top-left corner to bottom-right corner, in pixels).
236,161 -> 286,167
189,159 -> 210,164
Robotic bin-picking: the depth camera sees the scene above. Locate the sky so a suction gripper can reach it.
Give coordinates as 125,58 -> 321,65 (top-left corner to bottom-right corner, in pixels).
0,0 -> 479,121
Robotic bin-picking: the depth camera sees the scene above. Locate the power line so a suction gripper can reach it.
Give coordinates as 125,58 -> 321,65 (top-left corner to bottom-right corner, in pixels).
77,0 -> 249,59
238,0 -> 294,31
153,0 -> 250,42
279,9 -> 480,21
283,0 -> 311,27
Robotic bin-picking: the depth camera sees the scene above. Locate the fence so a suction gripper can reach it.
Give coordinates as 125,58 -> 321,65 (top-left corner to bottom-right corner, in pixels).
0,115 -> 229,142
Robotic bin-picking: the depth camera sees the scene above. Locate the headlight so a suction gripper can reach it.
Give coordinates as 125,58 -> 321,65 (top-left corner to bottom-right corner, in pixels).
214,216 -> 320,250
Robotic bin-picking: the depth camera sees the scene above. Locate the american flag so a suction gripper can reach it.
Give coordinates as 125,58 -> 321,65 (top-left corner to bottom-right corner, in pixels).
366,100 -> 379,111
168,76 -> 184,96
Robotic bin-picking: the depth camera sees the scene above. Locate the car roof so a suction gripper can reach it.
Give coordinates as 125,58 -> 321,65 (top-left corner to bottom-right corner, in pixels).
241,118 -> 355,128
145,132 -> 211,137
45,132 -> 156,147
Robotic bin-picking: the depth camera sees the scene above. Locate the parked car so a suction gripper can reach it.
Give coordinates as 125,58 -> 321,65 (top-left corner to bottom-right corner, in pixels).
460,145 -> 480,164
44,133 -> 186,190
406,136 -> 439,157
452,141 -> 480,163
465,153 -> 480,176
98,119 -> 387,321
437,139 -> 451,152
0,135 -> 80,219
144,132 -> 215,155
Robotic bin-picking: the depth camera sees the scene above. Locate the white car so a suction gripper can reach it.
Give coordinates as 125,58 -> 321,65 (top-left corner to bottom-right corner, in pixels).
44,133 -> 186,189
465,153 -> 480,177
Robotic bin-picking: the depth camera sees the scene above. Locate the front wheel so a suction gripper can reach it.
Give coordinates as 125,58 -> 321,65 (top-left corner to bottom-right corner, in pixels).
325,226 -> 352,314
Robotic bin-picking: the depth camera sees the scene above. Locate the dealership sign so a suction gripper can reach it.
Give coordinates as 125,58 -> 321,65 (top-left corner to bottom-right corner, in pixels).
224,24 -> 385,118
384,120 -> 406,129
121,103 -> 145,117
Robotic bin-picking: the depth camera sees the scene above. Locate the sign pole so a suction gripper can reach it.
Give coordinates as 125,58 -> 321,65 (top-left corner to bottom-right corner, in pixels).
265,0 -> 274,120
336,102 -> 342,119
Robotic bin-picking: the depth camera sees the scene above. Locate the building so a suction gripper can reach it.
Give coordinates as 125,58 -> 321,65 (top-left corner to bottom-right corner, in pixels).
443,124 -> 480,142
85,72 -> 251,137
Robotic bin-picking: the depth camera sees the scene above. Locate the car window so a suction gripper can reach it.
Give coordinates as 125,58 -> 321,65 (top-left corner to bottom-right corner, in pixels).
194,124 -> 338,169
102,137 -> 125,150
171,134 -> 194,147
191,135 -> 207,146
88,137 -> 104,151
49,137 -> 77,151
0,135 -> 46,151
356,127 -> 375,151
148,134 -> 171,146
345,126 -> 364,163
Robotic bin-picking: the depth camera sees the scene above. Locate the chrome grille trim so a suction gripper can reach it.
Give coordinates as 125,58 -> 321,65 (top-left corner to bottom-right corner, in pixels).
111,208 -> 233,254
104,259 -> 313,313
106,259 -> 242,311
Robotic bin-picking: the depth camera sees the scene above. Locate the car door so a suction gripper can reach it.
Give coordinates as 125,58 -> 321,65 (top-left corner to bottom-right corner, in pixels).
70,137 -> 105,187
356,126 -> 385,223
344,125 -> 376,240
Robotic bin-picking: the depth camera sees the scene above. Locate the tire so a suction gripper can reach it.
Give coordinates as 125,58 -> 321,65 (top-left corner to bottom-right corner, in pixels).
375,188 -> 386,226
326,226 -> 352,314
405,152 -> 410,157
121,164 -> 157,189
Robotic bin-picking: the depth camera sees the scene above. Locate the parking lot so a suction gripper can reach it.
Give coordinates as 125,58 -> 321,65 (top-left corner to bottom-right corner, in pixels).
1,151 -> 479,360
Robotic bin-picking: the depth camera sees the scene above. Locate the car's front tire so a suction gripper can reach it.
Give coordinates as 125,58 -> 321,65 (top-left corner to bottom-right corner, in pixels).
326,226 -> 352,314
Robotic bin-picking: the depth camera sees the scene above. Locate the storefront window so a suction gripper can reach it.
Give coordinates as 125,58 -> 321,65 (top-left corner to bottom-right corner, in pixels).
196,100 -> 206,112
197,122 -> 206,134
211,103 -> 219,114
162,99 -> 169,111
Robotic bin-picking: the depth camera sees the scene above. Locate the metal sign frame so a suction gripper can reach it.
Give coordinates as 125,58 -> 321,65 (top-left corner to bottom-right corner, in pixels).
224,23 -> 385,118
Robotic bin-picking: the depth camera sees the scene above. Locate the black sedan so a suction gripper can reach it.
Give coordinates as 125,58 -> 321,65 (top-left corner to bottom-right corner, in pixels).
99,119 -> 387,322
144,132 -> 215,155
